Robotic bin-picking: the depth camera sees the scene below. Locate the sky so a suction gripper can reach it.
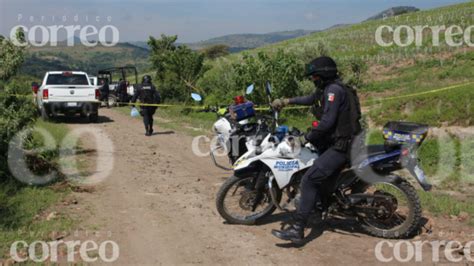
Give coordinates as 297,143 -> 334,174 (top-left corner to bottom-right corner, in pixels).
0,0 -> 468,43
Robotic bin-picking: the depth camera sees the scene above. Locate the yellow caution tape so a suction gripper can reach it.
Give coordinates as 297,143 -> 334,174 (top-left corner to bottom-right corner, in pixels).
2,80 -> 473,109
363,81 -> 474,105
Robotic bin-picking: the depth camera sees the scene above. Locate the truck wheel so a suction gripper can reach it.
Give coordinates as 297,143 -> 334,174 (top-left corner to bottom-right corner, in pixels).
88,113 -> 99,123
41,108 -> 50,121
108,95 -> 118,107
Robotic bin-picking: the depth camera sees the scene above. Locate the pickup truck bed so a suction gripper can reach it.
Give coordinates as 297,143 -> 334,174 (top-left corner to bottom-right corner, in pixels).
36,71 -> 100,122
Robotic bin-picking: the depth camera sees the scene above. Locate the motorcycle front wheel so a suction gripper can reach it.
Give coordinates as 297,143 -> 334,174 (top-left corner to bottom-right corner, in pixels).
216,175 -> 281,225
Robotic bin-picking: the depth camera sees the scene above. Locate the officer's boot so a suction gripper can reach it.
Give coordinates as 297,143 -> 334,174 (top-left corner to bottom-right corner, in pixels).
145,125 -> 151,136
149,125 -> 154,136
271,218 -> 305,244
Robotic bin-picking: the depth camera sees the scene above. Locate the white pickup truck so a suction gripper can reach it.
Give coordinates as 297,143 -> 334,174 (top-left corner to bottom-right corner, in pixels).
35,71 -> 100,122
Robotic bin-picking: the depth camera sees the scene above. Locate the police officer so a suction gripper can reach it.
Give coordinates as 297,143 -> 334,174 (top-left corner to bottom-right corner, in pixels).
131,75 -> 161,136
117,79 -> 127,104
100,78 -> 110,108
270,56 -> 361,243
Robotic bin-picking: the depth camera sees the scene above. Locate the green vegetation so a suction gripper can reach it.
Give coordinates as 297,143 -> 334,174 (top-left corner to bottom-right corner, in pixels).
0,179 -> 73,255
369,84 -> 474,127
200,44 -> 230,59
148,35 -> 209,102
419,191 -> 474,226
189,1 -> 474,126
0,29 -> 26,81
365,6 -> 420,21
0,118 -> 75,256
0,35 -> 75,256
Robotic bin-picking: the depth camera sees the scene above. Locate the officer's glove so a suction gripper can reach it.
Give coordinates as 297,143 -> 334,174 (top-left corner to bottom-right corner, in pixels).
271,98 -> 289,111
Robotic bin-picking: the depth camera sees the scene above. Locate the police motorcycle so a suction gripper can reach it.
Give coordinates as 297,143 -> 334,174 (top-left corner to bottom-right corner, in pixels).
215,82 -> 432,239
191,85 -> 273,170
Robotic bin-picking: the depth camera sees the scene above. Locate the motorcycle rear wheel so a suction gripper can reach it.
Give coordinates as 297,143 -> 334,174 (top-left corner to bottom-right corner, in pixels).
358,179 -> 422,239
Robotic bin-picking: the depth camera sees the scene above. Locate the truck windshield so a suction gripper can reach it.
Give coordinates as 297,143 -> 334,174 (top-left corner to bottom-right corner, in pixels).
46,74 -> 89,85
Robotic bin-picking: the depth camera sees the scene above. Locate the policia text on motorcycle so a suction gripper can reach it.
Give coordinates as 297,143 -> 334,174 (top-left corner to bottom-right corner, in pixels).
271,56 -> 362,243
131,75 -> 161,136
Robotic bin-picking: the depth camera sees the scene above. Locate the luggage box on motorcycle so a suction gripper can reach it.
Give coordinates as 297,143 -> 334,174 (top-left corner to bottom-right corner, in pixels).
230,101 -> 255,122
383,121 -> 429,145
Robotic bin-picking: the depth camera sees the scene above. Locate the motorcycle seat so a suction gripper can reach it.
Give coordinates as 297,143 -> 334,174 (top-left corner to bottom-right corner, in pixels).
366,144 -> 388,156
351,144 -> 390,166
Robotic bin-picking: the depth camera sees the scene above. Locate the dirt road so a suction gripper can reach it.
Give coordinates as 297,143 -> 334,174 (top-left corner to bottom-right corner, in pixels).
63,109 -> 469,265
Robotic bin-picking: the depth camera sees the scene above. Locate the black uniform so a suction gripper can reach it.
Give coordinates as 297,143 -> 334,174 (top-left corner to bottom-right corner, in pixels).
100,80 -> 110,108
289,81 -> 351,224
131,82 -> 160,136
117,80 -> 128,103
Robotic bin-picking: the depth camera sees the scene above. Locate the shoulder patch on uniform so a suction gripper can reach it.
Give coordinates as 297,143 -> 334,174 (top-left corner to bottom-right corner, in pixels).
328,92 -> 335,102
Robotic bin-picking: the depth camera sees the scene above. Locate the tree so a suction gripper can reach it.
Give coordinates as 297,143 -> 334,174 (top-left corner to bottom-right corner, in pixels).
148,35 -> 209,102
232,50 -> 304,104
148,34 -> 178,82
201,44 -> 230,59
0,28 -> 26,81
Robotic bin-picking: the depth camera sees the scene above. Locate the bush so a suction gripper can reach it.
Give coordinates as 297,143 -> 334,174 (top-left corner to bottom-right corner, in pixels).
196,60 -> 239,105
148,35 -> 209,102
233,50 -> 304,103
0,77 -> 37,182
0,29 -> 26,81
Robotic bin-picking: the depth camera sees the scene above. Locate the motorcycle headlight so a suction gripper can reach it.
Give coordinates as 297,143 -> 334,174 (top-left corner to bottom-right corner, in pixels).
279,137 -> 297,156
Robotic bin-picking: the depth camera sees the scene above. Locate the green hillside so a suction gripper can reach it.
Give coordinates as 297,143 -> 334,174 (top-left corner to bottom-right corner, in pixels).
365,6 -> 420,21
201,1 -> 474,127
20,42 -> 151,78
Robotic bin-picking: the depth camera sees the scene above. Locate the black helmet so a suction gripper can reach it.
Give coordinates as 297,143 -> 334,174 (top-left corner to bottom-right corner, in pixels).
142,75 -> 152,84
305,56 -> 338,80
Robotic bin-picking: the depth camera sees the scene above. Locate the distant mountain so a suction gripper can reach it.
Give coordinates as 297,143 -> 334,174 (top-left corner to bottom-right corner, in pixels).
21,42 -> 150,78
365,6 -> 419,21
128,41 -> 149,49
129,5 -> 419,54
187,29 -> 316,51
129,30 -> 316,53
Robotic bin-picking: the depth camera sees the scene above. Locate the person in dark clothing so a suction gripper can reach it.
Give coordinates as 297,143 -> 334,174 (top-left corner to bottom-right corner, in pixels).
117,79 -> 128,104
100,79 -> 110,108
271,56 -> 361,243
131,75 -> 161,136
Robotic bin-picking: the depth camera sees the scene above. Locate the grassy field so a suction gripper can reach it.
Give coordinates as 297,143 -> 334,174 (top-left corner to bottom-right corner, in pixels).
0,120 -> 75,256
252,2 -> 474,64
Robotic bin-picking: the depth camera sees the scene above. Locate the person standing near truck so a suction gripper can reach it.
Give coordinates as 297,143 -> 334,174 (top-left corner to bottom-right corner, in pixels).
100,78 -> 110,108
117,79 -> 127,104
131,75 -> 161,136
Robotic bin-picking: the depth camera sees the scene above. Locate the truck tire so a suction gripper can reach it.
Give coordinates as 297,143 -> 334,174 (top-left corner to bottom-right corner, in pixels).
41,108 -> 50,121
108,95 -> 118,107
